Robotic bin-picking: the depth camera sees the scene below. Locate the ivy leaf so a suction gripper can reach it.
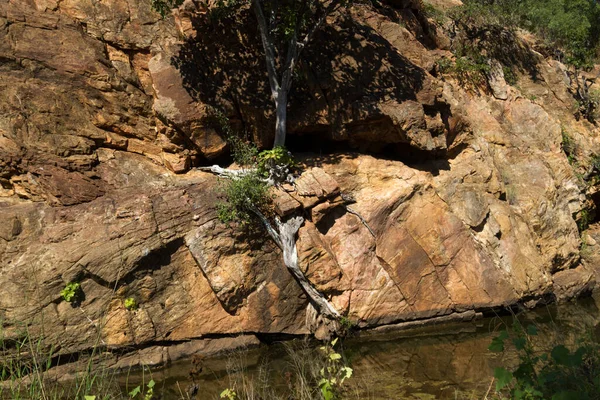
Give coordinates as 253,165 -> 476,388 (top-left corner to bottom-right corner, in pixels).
494,367 -> 513,391
489,332 -> 507,353
129,386 -> 141,398
340,366 -> 353,383
551,345 -> 570,365
526,324 -> 538,336
513,337 -> 527,350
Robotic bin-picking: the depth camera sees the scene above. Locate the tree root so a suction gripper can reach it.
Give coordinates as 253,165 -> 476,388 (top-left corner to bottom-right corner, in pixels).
203,166 -> 341,321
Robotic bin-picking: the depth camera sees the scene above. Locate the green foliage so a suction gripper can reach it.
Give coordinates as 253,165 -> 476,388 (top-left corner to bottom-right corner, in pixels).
453,56 -> 490,84
128,379 -> 155,400
455,0 -> 600,68
150,0 -> 184,18
338,316 -> 356,337
423,3 -> 447,25
503,66 -> 518,85
436,46 -> 490,89
578,209 -> 591,232
219,338 -> 354,400
206,107 -> 258,167
217,173 -> 271,226
435,57 -> 453,74
318,338 -> 353,400
561,127 -> 577,159
124,297 -> 138,311
60,282 -> 82,304
489,322 -> 600,399
220,388 -> 238,400
0,330 -> 121,399
257,146 -> 295,179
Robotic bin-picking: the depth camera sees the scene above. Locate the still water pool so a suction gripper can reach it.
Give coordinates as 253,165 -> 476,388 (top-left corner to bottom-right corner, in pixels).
120,296 -> 600,399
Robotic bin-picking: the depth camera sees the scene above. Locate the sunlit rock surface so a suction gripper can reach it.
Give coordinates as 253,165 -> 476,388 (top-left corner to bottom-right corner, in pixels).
0,0 -> 599,361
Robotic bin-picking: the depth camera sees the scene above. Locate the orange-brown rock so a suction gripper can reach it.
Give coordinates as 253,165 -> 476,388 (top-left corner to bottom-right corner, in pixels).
0,0 -> 599,364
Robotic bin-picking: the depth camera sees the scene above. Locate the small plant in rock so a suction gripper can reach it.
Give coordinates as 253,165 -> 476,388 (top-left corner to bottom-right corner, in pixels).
503,66 -> 518,85
423,3 -> 446,25
60,282 -> 82,304
257,146 -> 296,182
217,173 -> 271,226
436,52 -> 490,89
561,127 -> 577,159
435,57 -> 454,74
578,209 -> 592,232
591,154 -> 600,172
207,106 -> 258,167
124,297 -> 138,311
338,316 -> 357,337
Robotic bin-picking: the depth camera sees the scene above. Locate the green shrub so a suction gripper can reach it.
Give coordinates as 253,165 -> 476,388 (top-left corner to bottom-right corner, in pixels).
60,282 -> 82,303
455,0 -> 600,68
578,209 -> 591,232
561,127 -> 577,158
151,0 -> 183,18
503,66 -> 518,85
437,55 -> 490,88
217,173 -> 271,226
435,57 -> 453,74
206,106 -> 258,167
257,146 -> 295,179
423,3 -> 446,25
590,153 -> 600,172
124,297 -> 137,311
490,323 -> 600,399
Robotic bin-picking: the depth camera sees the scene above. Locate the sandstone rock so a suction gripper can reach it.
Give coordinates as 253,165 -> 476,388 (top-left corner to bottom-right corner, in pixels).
311,196 -> 344,225
553,266 -> 595,301
486,59 -> 509,100
0,0 -> 598,367
272,189 -> 302,217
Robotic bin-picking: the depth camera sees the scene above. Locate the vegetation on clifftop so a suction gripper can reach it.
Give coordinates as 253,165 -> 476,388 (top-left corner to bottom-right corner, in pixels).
454,0 -> 600,68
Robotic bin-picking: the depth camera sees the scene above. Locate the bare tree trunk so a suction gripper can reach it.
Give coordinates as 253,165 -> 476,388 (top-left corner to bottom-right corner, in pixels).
276,216 -> 340,319
252,211 -> 340,319
273,90 -> 288,148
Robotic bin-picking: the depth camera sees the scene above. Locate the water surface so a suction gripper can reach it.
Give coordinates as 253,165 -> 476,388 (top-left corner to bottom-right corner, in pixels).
121,296 -> 600,399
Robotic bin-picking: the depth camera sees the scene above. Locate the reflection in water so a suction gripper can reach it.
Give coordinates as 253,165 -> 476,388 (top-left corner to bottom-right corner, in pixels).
120,296 -> 600,399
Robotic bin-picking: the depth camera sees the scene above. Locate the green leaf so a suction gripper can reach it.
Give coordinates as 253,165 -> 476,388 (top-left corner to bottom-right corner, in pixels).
513,337 -> 527,350
489,336 -> 505,352
329,352 -> 342,361
552,391 -> 582,400
331,338 -> 338,347
551,345 -> 570,365
146,380 -> 155,389
340,366 -> 353,383
129,386 -> 141,398
220,388 -> 237,400
494,367 -> 513,391
526,324 -> 538,336
319,378 -> 334,400
84,396 -> 96,400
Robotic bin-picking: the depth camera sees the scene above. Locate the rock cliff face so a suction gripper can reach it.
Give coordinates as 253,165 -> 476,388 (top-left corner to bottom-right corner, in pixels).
1,0 -> 599,364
